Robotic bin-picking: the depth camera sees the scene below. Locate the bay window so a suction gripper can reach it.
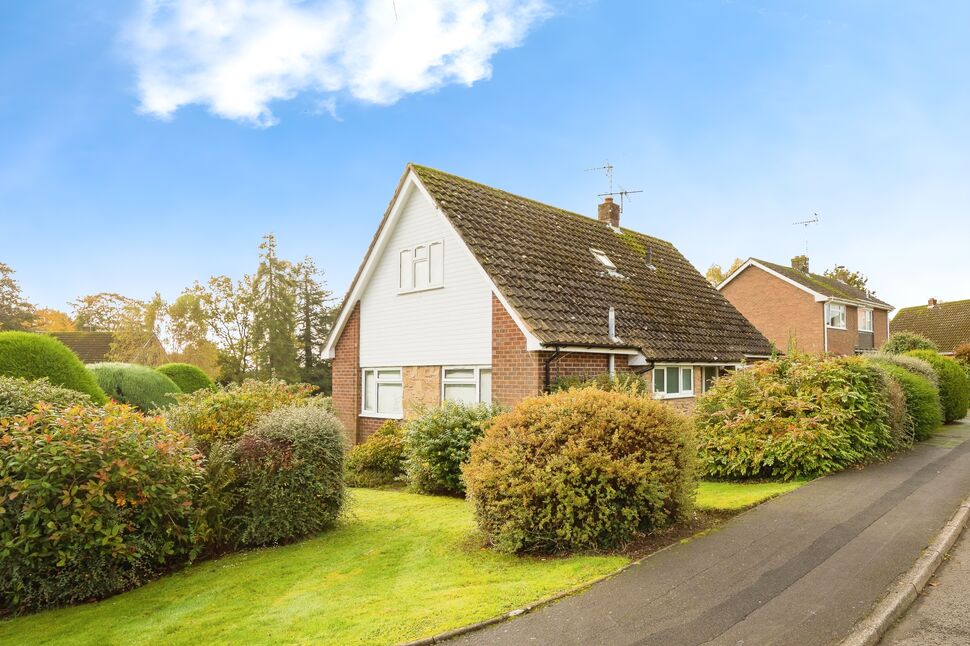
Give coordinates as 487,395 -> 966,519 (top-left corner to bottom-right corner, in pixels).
361,368 -> 403,417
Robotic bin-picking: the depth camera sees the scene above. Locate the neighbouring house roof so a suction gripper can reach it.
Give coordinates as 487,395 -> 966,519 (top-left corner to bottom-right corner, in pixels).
731,258 -> 893,310
891,299 -> 970,354
329,164 -> 772,362
48,331 -> 113,363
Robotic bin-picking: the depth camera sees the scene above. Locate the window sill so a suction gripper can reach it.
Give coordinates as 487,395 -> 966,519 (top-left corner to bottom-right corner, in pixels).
398,285 -> 444,296
826,325 -> 847,330
359,412 -> 403,420
653,393 -> 695,400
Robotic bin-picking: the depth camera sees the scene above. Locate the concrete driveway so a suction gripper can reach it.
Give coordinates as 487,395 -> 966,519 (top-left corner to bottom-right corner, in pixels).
448,421 -> 970,646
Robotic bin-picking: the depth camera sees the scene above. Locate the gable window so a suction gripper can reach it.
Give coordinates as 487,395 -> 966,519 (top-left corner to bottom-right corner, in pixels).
653,365 -> 694,399
858,308 -> 874,333
826,303 -> 847,329
442,366 -> 492,405
362,368 -> 403,417
399,240 -> 443,293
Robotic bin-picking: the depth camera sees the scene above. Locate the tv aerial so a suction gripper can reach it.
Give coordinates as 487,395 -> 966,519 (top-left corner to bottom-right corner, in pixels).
586,161 -> 643,213
792,213 -> 820,254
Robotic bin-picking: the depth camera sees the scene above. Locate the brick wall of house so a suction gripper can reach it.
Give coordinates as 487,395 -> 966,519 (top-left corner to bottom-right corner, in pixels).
332,301 -> 361,444
827,304 -> 860,356
358,417 -> 386,443
491,295 -> 543,407
720,265 -> 825,353
874,308 -> 890,348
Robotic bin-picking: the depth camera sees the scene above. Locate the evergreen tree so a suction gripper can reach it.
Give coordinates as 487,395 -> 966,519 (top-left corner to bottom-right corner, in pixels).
294,256 -> 335,392
251,234 -> 299,381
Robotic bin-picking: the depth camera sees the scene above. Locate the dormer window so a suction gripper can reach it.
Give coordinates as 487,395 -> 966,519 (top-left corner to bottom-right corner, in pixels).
590,248 -> 615,269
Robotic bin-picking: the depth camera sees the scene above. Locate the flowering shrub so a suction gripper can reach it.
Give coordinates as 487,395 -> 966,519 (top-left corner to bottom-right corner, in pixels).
0,376 -> 92,417
464,388 -> 696,553
404,402 -> 502,496
905,350 -> 970,423
345,420 -> 405,487
0,404 -> 205,613
166,379 -> 319,448
696,354 -> 894,480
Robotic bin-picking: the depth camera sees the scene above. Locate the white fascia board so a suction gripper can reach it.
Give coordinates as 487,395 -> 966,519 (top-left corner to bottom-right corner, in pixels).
628,354 -> 742,367
409,173 -> 546,353
550,346 -> 640,356
825,296 -> 894,312
322,172 -> 422,359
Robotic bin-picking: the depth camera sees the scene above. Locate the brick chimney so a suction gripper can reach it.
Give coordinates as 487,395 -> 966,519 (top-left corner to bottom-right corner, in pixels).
598,197 -> 620,228
791,255 -> 810,273
928,297 -> 938,308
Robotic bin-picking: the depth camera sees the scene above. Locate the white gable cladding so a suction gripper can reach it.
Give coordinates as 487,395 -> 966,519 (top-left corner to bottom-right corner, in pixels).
359,187 -> 492,367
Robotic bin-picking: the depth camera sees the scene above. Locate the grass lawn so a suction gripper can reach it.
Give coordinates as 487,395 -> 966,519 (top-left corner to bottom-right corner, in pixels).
0,480 -> 803,646
696,480 -> 805,510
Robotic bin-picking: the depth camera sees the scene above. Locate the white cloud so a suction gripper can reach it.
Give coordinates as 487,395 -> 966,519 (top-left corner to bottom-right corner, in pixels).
127,0 -> 549,126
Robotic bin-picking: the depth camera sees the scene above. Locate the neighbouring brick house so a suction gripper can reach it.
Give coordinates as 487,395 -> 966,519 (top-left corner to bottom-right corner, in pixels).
891,298 -> 970,355
324,164 -> 773,444
717,257 -> 893,356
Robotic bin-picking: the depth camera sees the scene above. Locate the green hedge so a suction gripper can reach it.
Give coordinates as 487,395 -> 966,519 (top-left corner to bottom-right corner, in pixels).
88,362 -> 182,411
0,404 -> 204,613
906,350 -> 970,423
869,352 -> 939,387
0,331 -> 106,404
875,363 -> 942,441
0,376 -> 93,417
464,388 -> 696,553
404,402 -> 502,496
696,354 -> 894,480
882,331 -> 938,354
345,420 -> 405,487
156,363 -> 214,394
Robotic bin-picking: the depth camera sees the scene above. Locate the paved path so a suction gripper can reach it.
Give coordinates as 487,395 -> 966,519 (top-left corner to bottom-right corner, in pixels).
882,528 -> 970,645
449,421 -> 970,646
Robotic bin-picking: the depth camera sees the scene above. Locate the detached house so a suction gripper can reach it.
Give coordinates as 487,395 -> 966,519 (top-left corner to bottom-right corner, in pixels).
892,298 -> 970,355
323,165 -> 773,444
718,257 -> 893,356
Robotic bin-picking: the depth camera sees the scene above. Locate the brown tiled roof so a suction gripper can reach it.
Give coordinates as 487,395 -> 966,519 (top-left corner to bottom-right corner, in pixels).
752,259 -> 893,309
48,331 -> 113,363
412,165 -> 773,362
891,299 -> 970,353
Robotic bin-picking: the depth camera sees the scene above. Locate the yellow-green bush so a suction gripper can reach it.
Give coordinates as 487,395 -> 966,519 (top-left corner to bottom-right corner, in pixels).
0,331 -> 106,404
88,362 -> 182,411
345,420 -> 405,487
696,354 -> 894,480
875,363 -> 942,441
0,376 -> 93,417
0,404 -> 205,613
156,363 -> 214,394
464,388 -> 696,554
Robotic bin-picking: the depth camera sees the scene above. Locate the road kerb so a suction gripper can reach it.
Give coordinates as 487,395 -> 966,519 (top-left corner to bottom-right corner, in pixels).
839,491 -> 970,646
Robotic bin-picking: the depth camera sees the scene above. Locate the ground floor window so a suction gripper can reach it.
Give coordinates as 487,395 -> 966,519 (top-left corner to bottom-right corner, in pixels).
442,366 -> 492,405
701,366 -> 733,393
361,368 -> 403,417
653,365 -> 694,398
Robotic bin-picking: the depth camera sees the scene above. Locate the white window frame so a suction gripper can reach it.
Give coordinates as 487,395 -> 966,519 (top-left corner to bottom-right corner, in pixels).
826,302 -> 847,330
653,365 -> 695,399
858,307 -> 874,333
441,366 -> 492,405
399,240 -> 443,294
590,248 -> 616,270
701,365 -> 731,393
361,367 -> 403,418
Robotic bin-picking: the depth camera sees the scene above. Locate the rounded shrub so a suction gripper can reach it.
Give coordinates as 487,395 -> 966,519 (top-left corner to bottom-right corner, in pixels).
0,403 -> 204,612
696,354 -> 895,480
464,388 -> 696,554
88,362 -> 182,411
165,379 -> 318,449
0,376 -> 93,417
0,331 -> 106,404
224,406 -> 346,548
404,402 -> 502,496
869,352 -> 939,387
156,363 -> 214,394
345,420 -> 405,487
874,363 -> 942,441
882,331 -> 938,354
905,350 -> 970,423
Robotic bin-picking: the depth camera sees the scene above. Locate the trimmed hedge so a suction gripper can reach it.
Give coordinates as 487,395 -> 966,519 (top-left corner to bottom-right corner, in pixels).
0,376 -> 92,417
0,404 -> 204,613
906,350 -> 970,423
345,420 -> 405,487
0,331 -> 106,404
696,354 -> 894,480
404,402 -> 502,496
875,363 -> 942,441
869,352 -> 939,388
88,362 -> 182,411
222,406 -> 346,548
882,331 -> 938,354
464,388 -> 696,553
156,363 -> 214,394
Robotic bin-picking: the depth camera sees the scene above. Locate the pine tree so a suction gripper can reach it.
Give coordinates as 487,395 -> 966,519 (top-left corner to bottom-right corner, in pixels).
294,256 -> 335,392
251,234 -> 299,381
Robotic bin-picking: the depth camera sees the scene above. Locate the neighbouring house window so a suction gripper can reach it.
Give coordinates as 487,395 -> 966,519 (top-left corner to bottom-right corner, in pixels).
361,368 -> 403,416
826,303 -> 847,329
653,365 -> 694,398
702,366 -> 732,393
442,366 -> 492,405
858,308 -> 874,333
399,240 -> 443,293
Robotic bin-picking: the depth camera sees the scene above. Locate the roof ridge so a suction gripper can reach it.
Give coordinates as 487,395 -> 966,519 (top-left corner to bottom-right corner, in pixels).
410,164 -> 673,247
897,298 -> 970,311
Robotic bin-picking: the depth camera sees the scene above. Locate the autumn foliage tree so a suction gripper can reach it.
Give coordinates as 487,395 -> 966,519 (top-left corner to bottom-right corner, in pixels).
0,262 -> 35,331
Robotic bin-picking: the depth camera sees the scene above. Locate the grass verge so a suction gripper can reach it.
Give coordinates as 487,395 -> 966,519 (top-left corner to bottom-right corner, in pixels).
696,480 -> 806,510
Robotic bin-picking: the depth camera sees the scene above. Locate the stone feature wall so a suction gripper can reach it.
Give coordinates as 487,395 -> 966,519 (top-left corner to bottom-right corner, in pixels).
403,365 -> 441,418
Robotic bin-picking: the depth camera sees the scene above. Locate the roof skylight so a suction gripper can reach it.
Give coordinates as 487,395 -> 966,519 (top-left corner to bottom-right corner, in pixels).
590,248 -> 616,270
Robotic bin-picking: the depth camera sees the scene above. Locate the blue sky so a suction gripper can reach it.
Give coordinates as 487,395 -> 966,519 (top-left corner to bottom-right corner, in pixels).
2,1 -> 968,314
